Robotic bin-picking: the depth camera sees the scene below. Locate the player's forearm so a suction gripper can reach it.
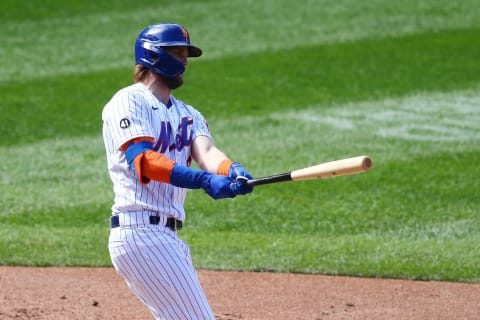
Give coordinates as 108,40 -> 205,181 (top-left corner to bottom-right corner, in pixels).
191,136 -> 230,172
197,148 -> 230,173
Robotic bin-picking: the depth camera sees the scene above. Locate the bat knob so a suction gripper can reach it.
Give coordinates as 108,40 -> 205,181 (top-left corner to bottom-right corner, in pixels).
362,156 -> 373,169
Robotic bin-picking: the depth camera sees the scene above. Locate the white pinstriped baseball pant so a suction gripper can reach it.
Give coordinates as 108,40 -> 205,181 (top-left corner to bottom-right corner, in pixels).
108,215 -> 215,320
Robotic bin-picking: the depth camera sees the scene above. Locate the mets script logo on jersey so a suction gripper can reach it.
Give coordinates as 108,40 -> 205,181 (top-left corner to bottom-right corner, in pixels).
155,117 -> 193,153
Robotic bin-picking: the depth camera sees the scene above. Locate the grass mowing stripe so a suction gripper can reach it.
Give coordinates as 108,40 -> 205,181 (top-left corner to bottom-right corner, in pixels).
2,225 -> 478,281
0,68 -> 131,146
210,87 -> 480,165
189,27 -> 480,119
0,224 -> 110,266
0,0 -> 211,21
272,88 -> 480,143
2,28 -> 480,146
0,137 -> 112,217
183,150 -> 479,234
183,231 -> 480,282
1,0 -> 479,82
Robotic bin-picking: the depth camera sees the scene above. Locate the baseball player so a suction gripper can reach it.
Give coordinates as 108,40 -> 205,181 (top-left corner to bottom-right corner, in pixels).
102,23 -> 254,319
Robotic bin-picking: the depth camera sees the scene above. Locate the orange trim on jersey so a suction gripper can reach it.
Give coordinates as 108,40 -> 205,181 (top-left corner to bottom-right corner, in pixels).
134,150 -> 176,184
121,137 -> 155,152
217,159 -> 233,176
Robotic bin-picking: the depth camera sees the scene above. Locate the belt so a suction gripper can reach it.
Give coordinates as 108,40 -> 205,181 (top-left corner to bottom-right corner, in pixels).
110,215 -> 183,231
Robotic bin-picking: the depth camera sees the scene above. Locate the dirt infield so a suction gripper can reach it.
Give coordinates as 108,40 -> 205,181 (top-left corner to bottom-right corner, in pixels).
1,267 -> 479,320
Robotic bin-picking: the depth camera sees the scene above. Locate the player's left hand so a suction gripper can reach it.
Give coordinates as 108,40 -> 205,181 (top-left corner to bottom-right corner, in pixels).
202,174 -> 237,200
228,162 -> 254,195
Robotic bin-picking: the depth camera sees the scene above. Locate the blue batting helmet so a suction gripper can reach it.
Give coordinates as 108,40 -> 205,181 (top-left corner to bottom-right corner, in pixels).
135,23 -> 202,78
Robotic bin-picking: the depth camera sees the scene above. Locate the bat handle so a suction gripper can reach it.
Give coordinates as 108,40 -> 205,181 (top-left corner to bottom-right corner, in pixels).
241,173 -> 292,187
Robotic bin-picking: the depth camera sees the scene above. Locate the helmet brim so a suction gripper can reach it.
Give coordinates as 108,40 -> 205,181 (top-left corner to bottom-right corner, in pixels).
188,45 -> 202,57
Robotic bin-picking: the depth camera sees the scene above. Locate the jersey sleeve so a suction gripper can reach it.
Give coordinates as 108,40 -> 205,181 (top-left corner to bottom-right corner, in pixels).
189,107 -> 212,141
102,88 -> 155,150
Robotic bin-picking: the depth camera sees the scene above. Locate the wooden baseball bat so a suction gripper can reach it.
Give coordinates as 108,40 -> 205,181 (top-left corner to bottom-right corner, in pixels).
245,155 -> 372,187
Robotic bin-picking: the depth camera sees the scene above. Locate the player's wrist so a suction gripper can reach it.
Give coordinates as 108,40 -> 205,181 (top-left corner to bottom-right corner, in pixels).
216,159 -> 233,176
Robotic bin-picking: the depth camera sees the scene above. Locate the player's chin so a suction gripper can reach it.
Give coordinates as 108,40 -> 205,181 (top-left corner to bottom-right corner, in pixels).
164,75 -> 184,90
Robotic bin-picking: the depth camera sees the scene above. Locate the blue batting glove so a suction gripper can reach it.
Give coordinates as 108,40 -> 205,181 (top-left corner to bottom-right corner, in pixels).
201,174 -> 237,200
228,162 -> 254,195
229,177 -> 253,195
228,162 -> 253,180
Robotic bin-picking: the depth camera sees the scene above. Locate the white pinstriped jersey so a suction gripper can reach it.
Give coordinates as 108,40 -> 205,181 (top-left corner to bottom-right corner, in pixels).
102,82 -> 212,221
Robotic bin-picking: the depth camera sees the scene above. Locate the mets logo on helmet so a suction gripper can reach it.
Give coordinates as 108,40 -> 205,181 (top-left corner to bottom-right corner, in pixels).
181,27 -> 190,42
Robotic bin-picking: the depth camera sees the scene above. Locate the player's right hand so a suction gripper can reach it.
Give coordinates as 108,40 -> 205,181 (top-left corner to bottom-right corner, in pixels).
201,174 -> 237,200
228,176 -> 251,195
228,162 -> 254,195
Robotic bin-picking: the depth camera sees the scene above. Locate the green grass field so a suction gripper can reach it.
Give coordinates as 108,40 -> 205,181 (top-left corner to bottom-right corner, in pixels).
1,0 -> 479,282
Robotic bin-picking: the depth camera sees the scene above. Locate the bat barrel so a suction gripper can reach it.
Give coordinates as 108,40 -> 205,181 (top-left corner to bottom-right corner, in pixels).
291,155 -> 372,181
244,155 -> 372,187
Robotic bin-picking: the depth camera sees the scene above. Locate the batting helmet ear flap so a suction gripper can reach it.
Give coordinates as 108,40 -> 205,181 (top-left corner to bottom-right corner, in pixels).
135,41 -> 185,78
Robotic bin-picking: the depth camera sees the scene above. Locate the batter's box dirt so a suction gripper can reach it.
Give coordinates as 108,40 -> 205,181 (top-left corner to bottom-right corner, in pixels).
216,313 -> 244,319
0,307 -> 44,319
1,267 -> 480,320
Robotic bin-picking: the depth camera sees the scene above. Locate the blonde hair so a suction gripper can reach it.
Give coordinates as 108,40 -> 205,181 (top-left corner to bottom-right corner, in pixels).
134,64 -> 149,83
